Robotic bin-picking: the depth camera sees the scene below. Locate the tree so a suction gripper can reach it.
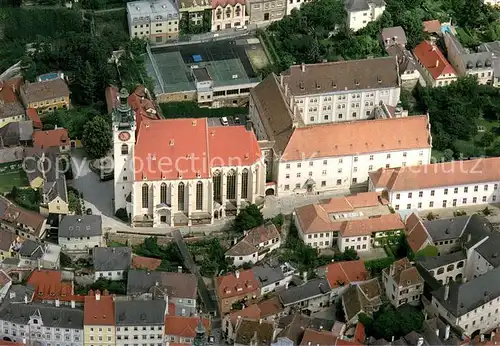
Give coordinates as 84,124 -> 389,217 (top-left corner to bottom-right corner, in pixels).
362,304 -> 424,340
414,245 -> 439,258
82,116 -> 112,159
442,149 -> 454,162
233,204 -> 264,233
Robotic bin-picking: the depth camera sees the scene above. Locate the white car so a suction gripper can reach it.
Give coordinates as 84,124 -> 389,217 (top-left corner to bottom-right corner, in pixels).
234,25 -> 247,31
221,117 -> 229,126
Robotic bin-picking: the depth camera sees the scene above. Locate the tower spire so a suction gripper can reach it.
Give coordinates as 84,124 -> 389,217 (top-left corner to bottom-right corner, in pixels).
192,314 -> 206,346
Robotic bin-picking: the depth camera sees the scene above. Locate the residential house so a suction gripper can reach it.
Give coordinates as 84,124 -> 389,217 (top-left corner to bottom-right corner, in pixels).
211,0 -> 248,31
380,26 -> 407,49
114,300 -> 166,346
342,278 -> 382,324
277,278 -> 331,314
0,301 -> 84,345
444,32 -> 494,84
413,40 -> 457,87
216,269 -> 260,315
344,0 -> 386,31
164,314 -> 210,344
83,290 -> 115,346
252,262 -> 296,295
0,196 -> 47,239
337,214 -> 405,252
26,269 -> 84,306
175,0 -> 211,26
127,270 -> 198,316
92,247 -> 132,281
285,0 -> 310,14
417,251 -> 467,285
233,318 -> 275,346
226,222 -> 281,266
33,128 -> 70,152
0,78 -> 25,129
0,121 -> 33,147
0,230 -> 17,261
58,215 -> 104,252
321,260 -> 369,299
478,40 -> 500,87
223,296 -> 284,342
368,157 -> 500,211
14,239 -> 60,269
293,192 -> 396,250
19,78 -> 70,113
300,328 -> 338,345
382,257 -> 423,307
42,176 -> 68,215
247,0 -> 285,25
387,44 -> 420,90
423,19 -> 441,36
126,0 -> 180,44
272,313 -> 311,346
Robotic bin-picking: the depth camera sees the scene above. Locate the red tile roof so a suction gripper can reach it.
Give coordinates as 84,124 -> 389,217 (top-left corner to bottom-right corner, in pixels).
131,255 -> 162,271
27,269 -> 84,303
405,213 -> 430,252
0,270 -> 11,287
354,322 -> 365,344
369,157 -> 500,192
26,108 -> 42,129
33,128 -> 69,149
340,214 -> 405,237
413,41 -> 456,80
324,260 -> 368,289
282,116 -> 431,161
216,270 -> 260,299
322,192 -> 381,213
300,328 -> 337,346
295,204 -> 338,235
0,77 -> 23,103
164,315 -> 210,338
134,118 -> 261,181
84,290 -> 115,325
423,20 -> 441,33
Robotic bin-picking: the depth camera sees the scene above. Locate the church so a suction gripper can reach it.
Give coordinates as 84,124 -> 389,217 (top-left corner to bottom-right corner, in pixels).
111,88 -> 266,227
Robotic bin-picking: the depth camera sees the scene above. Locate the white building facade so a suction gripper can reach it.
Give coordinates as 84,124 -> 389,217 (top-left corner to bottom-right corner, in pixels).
369,158 -> 500,211
211,0 -> 249,31
345,0 -> 386,32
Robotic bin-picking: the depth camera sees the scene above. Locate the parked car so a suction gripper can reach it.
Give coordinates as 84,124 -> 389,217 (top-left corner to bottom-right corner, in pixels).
221,117 -> 229,126
234,116 -> 240,124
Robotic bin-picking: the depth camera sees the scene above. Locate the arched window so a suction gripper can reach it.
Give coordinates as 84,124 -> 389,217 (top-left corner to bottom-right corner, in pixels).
142,183 -> 148,208
446,264 -> 454,272
121,144 -> 128,155
226,7 -> 232,18
235,5 -> 241,16
226,169 -> 236,200
160,183 -> 167,204
213,170 -> 221,202
216,8 -> 222,19
457,261 -> 464,268
196,181 -> 203,210
437,267 -> 444,275
178,182 -> 185,211
241,168 -> 249,199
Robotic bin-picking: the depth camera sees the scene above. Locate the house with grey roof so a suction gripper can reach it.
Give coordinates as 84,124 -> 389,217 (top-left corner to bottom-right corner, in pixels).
417,251 -> 466,285
14,239 -> 60,270
342,278 -> 382,324
444,32 -> 494,84
277,278 -> 331,314
115,299 -> 167,346
344,0 -> 386,31
252,262 -> 295,295
430,265 -> 500,336
127,269 -> 198,316
386,41 -> 420,90
58,215 -> 103,252
380,26 -> 407,49
0,302 -> 84,345
478,40 -> 500,87
92,247 -> 132,282
0,121 -> 33,147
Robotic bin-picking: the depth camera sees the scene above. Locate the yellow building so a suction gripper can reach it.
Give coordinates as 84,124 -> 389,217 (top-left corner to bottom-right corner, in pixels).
84,290 -> 116,346
20,78 -> 70,113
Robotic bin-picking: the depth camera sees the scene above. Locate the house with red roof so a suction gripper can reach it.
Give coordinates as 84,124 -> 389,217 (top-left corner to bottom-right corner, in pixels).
83,290 -> 116,345
211,0 -> 248,32
164,314 -> 210,344
322,260 -> 369,298
27,269 -> 84,306
216,269 -> 261,315
32,127 -> 70,152
413,40 -> 457,87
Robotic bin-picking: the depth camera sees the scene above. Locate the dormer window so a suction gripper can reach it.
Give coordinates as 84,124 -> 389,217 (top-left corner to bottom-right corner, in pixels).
236,287 -> 243,292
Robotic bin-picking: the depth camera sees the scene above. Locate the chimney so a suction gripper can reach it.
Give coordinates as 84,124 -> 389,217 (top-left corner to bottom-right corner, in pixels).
235,270 -> 240,279
302,271 -> 308,283
280,74 -> 284,86
284,83 -> 288,96
417,337 -> 424,346
481,335 -> 485,342
301,63 -> 306,73
467,233 -> 472,243
24,294 -> 28,304
178,266 -> 182,273
435,328 -> 439,337
95,290 -> 101,301
55,299 -> 60,307
71,300 -> 75,309
445,325 -> 450,340
436,59 -> 439,67
169,139 -> 175,146
164,294 -> 169,315
444,284 -> 449,301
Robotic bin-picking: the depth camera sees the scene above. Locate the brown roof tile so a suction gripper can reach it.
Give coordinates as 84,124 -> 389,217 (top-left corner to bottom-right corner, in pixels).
164,315 -> 210,338
0,229 -> 17,252
20,79 -> 70,104
249,73 -> 294,154
216,270 -> 260,299
226,239 -> 258,256
324,260 -> 368,289
131,255 -> 162,271
282,116 -> 431,161
244,222 -> 280,246
84,290 -> 115,325
405,213 -> 430,252
385,258 -> 423,287
340,214 -> 405,237
257,296 -> 284,317
235,318 -> 274,345
369,157 -> 500,192
282,57 -> 399,96
33,128 -> 69,149
300,328 -> 337,346
295,203 -> 336,234
0,196 -> 46,237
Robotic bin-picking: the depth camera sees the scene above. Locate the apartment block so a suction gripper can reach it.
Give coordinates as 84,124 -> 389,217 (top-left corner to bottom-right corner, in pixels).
127,0 -> 179,44
345,0 -> 386,32
382,257 -> 423,308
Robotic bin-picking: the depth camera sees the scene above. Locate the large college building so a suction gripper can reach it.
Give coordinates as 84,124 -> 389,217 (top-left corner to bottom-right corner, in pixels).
110,88 -> 265,227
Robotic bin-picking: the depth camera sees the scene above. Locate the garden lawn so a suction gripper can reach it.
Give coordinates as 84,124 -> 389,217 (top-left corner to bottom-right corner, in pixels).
0,170 -> 29,193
